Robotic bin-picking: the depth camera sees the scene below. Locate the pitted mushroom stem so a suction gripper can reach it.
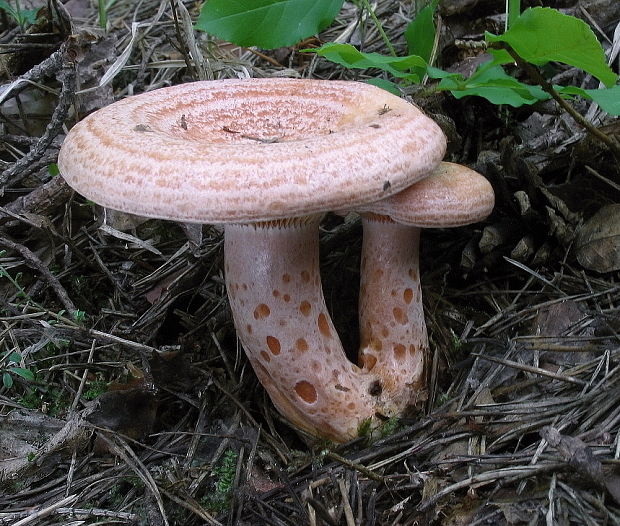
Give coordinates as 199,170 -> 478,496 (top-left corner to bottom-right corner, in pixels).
224,216 -> 380,442
358,214 -> 426,410
354,161 -> 496,424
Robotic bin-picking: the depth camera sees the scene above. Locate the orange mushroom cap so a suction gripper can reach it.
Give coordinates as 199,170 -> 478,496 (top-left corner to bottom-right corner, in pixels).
58,78 -> 447,223
359,162 -> 495,227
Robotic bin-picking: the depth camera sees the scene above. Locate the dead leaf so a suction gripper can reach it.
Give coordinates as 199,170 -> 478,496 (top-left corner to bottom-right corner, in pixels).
541,426 -> 603,484
575,204 -> 620,273
605,470 -> 620,506
535,300 -> 585,338
87,388 -> 158,444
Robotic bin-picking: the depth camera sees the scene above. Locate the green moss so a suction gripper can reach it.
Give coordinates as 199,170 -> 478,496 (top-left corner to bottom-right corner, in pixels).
379,416 -> 401,437
83,379 -> 108,400
201,449 -> 238,512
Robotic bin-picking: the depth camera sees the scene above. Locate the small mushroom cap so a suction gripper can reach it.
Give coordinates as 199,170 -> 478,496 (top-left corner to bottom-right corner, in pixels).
58,78 -> 446,223
359,162 -> 495,227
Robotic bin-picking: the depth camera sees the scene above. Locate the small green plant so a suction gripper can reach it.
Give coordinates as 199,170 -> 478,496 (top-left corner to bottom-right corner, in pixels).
0,257 -> 29,303
450,329 -> 463,352
73,309 -> 87,323
195,2 -> 619,118
312,448 -> 328,470
18,386 -> 70,415
0,0 -> 38,29
47,163 -> 60,177
1,351 -> 35,389
18,389 -> 40,409
42,387 -> 70,417
379,416 -> 401,437
310,7 -> 619,113
98,0 -> 118,30
435,391 -> 450,407
357,417 -> 373,437
83,378 -> 108,400
202,449 -> 238,512
358,415 -> 401,440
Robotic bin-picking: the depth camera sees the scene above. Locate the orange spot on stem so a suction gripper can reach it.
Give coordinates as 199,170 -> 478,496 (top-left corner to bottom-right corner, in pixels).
361,353 -> 377,371
266,336 -> 281,355
318,313 -> 331,338
393,307 -> 408,325
254,303 -> 271,319
300,301 -> 312,316
404,288 -> 414,304
295,381 -> 317,403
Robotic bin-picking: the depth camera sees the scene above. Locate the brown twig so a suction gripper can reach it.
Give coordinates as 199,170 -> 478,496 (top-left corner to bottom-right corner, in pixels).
473,352 -> 587,386
325,451 -> 385,483
0,174 -> 71,226
0,234 -> 77,315
169,0 -> 198,80
0,44 -> 77,186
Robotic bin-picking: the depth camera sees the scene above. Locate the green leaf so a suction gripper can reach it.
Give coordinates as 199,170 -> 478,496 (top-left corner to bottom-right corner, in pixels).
0,1 -> 38,26
438,65 -> 550,107
404,0 -> 438,62
47,163 -> 60,176
195,0 -> 344,49
6,351 -> 22,364
8,367 -> 35,382
558,85 -> 620,116
404,0 -> 438,81
0,1 -> 18,20
2,371 -> 13,388
364,77 -> 400,95
307,43 -> 425,81
486,7 -> 618,87
19,7 -> 37,25
505,0 -> 521,30
425,66 -> 460,80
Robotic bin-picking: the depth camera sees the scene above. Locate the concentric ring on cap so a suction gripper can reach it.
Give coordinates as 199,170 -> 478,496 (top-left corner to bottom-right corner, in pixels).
359,162 -> 495,227
58,78 -> 446,223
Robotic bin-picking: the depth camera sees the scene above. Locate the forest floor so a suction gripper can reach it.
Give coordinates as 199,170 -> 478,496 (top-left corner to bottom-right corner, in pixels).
0,0 -> 619,524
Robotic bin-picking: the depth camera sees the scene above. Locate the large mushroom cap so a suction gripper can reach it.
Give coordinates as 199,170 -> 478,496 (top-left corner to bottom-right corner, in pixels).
360,162 -> 495,227
58,78 -> 446,223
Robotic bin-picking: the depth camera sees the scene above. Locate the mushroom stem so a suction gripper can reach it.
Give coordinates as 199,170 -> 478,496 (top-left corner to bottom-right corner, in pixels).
358,214 -> 426,411
224,217 -> 377,442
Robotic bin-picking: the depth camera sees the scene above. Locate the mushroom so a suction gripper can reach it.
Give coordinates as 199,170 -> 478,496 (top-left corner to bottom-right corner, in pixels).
57,78 -> 447,442
354,162 -> 495,408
